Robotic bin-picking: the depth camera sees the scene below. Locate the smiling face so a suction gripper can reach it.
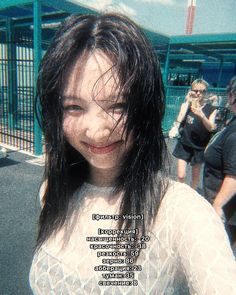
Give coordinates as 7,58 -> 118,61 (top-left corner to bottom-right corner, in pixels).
62,51 -> 132,184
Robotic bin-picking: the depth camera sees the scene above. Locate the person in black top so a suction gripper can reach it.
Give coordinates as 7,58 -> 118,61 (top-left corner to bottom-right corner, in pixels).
204,76 -> 236,244
171,79 -> 217,189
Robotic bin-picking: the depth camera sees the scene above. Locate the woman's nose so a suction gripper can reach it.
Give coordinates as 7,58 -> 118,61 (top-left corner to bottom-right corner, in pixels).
86,127 -> 110,141
85,112 -> 111,141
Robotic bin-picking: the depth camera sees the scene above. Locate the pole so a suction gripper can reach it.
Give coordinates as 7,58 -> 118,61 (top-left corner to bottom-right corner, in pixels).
33,0 -> 42,155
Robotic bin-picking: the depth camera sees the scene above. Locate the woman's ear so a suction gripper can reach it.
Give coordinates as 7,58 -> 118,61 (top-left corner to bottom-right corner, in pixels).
39,180 -> 47,208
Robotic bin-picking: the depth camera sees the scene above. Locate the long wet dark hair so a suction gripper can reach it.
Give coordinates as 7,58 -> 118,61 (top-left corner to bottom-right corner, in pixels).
227,76 -> 236,105
36,13 -> 169,250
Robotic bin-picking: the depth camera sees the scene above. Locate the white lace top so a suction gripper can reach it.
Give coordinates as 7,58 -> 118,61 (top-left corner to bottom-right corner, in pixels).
29,181 -> 236,295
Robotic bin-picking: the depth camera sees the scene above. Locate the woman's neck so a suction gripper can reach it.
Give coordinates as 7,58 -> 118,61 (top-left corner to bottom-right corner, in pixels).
88,166 -> 120,187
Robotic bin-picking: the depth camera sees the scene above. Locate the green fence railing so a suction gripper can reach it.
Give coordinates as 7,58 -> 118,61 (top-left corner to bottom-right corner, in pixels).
0,29 -> 35,153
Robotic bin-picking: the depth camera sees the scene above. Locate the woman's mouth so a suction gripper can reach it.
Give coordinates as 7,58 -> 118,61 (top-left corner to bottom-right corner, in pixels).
83,141 -> 122,154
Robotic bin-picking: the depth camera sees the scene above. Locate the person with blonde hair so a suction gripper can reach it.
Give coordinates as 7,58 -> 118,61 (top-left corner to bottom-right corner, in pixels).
170,79 -> 217,189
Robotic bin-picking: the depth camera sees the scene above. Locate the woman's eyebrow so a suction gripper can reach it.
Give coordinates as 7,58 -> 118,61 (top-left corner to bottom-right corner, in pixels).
97,94 -> 124,102
61,95 -> 83,102
62,95 -> 123,103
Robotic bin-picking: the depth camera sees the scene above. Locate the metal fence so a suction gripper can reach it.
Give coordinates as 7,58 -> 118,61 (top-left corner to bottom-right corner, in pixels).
0,29 -> 35,153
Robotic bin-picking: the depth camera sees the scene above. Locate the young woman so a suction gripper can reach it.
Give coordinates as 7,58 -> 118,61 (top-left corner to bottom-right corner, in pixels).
204,76 -> 236,245
30,13 -> 236,294
171,79 -> 217,189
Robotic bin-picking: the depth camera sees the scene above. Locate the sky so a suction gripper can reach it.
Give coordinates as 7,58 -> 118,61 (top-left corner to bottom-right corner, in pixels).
72,0 -> 236,36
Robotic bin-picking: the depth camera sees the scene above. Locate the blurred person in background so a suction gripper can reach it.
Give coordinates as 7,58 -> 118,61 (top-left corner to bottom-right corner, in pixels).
203,76 -> 236,245
169,79 -> 217,190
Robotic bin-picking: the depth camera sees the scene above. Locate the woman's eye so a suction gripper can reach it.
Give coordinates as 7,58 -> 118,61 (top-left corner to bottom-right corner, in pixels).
109,103 -> 127,114
63,105 -> 83,113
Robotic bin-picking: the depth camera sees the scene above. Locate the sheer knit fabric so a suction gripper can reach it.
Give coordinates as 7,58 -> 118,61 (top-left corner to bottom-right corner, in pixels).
29,181 -> 236,295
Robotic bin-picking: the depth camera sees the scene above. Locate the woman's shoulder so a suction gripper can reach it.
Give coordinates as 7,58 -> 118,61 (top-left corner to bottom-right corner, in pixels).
163,180 -> 206,205
152,180 -> 229,248
158,180 -> 217,221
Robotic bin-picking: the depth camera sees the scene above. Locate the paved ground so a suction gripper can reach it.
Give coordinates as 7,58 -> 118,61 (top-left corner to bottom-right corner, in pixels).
0,150 -> 43,295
